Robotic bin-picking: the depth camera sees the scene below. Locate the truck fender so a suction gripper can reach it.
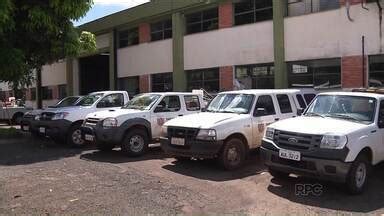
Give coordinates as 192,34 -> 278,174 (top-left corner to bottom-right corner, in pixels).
119,118 -> 152,140
345,135 -> 374,164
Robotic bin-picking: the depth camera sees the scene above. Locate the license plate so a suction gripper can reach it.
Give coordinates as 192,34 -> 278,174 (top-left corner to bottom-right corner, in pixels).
22,125 -> 29,131
171,137 -> 185,146
279,149 -> 301,161
85,134 -> 94,142
39,127 -> 45,134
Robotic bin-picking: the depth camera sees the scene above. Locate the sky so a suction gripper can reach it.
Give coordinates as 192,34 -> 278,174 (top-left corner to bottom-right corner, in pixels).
74,0 -> 150,26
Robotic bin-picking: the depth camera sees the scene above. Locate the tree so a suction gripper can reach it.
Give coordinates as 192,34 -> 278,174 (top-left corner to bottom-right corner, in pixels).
0,0 -> 96,108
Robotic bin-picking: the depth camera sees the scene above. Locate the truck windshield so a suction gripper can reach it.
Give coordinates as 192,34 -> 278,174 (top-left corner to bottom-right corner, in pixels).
124,94 -> 161,110
305,95 -> 377,124
76,94 -> 103,106
206,94 -> 254,114
55,96 -> 80,107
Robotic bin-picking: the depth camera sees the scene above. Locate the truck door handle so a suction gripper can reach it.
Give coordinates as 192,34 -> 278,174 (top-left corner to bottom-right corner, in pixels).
371,130 -> 377,133
275,118 -> 280,121
178,114 -> 183,116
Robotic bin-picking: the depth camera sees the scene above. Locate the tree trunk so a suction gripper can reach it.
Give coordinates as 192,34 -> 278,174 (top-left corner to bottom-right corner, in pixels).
36,67 -> 42,109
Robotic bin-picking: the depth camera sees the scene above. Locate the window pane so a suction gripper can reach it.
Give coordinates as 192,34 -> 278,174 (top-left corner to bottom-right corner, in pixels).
158,96 -> 181,112
187,68 -> 219,92
235,12 -> 254,25
151,32 -> 163,41
118,77 -> 139,98
151,72 -> 173,92
304,94 -> 316,104
255,8 -> 273,22
58,84 -> 67,99
255,0 -> 272,9
203,8 -> 218,20
277,94 -> 293,113
255,95 -> 276,116
202,19 -> 218,31
296,94 -> 307,109
234,0 -> 254,14
98,94 -> 124,108
164,29 -> 172,39
187,23 -> 202,34
186,12 -> 201,23
184,95 -> 201,111
369,55 -> 384,87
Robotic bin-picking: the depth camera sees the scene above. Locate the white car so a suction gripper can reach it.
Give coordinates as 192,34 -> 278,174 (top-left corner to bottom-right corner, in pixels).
32,91 -> 129,147
161,89 -> 316,170
81,92 -> 205,156
261,90 -> 384,194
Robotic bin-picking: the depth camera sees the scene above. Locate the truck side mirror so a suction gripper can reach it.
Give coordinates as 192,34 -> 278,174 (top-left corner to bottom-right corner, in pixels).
297,108 -> 304,116
201,107 -> 206,112
379,118 -> 384,128
96,101 -> 106,108
255,108 -> 266,117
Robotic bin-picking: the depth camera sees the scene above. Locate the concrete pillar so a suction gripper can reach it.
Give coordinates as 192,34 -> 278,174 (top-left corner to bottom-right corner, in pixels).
172,12 -> 186,91
139,75 -> 150,93
342,55 -> 368,88
109,29 -> 117,90
66,58 -> 74,96
219,0 -> 233,29
139,23 -> 151,43
220,66 -> 234,91
36,68 -> 42,109
273,0 -> 288,88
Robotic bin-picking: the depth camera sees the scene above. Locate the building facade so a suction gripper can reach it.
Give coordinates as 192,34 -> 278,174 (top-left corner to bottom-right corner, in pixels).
1,0 -> 383,108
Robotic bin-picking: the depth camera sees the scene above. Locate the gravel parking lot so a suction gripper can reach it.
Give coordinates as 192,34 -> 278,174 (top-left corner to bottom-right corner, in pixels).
1,129 -> 384,215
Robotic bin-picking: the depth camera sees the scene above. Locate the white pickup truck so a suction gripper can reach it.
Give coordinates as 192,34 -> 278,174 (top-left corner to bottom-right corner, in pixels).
161,89 -> 316,170
0,101 -> 32,125
81,92 -> 204,156
31,91 -> 129,147
261,90 -> 384,194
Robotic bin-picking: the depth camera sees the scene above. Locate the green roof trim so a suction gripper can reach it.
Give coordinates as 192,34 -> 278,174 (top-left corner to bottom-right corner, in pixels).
79,0 -> 224,34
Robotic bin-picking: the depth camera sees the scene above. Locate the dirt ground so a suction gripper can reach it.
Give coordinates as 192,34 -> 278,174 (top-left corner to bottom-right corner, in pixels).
1,132 -> 384,215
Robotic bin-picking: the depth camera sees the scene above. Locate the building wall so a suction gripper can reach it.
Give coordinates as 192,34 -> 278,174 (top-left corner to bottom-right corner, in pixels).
285,3 -> 382,61
117,39 -> 173,77
96,33 -> 110,50
41,61 -> 67,86
184,21 -> 274,70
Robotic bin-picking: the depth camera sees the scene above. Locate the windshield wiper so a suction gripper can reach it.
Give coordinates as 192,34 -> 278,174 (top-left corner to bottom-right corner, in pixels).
305,112 -> 325,118
325,113 -> 360,121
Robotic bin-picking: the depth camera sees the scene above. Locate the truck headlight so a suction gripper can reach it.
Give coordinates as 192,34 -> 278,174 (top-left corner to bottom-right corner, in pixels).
161,125 -> 168,137
320,134 -> 348,149
264,127 -> 275,140
102,118 -> 118,128
34,115 -> 41,121
196,129 -> 216,141
52,112 -> 69,120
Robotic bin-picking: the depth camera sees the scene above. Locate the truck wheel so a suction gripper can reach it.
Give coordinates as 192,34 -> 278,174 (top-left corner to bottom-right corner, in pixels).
346,154 -> 371,195
121,129 -> 149,157
219,138 -> 246,170
11,113 -> 23,125
67,123 -> 85,148
97,142 -> 115,152
268,167 -> 290,179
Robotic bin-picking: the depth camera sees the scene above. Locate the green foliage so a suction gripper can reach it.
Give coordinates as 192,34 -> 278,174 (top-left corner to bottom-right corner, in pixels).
0,0 -> 96,87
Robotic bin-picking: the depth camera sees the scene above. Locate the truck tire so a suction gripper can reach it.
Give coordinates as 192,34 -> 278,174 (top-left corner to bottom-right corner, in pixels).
97,142 -> 115,152
11,113 -> 23,125
219,138 -> 246,170
121,129 -> 149,157
67,123 -> 85,148
346,154 -> 371,195
268,167 -> 290,179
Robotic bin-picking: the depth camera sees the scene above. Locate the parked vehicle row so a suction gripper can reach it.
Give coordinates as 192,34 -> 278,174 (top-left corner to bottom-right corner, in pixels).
24,87 -> 384,194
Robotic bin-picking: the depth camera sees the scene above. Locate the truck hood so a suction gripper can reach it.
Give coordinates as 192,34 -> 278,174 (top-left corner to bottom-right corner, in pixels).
26,107 -> 62,115
270,116 -> 368,135
164,112 -> 243,129
86,108 -> 146,119
46,106 -> 87,113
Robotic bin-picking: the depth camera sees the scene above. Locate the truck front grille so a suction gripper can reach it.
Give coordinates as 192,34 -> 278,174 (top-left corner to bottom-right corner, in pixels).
84,118 -> 101,126
40,112 -> 55,121
274,130 -> 322,151
167,127 -> 199,139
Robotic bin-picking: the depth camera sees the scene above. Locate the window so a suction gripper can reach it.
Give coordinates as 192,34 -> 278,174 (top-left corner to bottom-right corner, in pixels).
30,88 -> 36,101
254,95 -> 276,117
151,19 -> 172,41
186,68 -> 219,93
42,87 -> 53,100
234,0 -> 273,26
186,8 -> 218,34
97,93 -> 124,108
155,96 -> 181,112
118,76 -> 139,98
304,93 -> 316,104
369,55 -> 384,87
118,27 -> 139,48
0,91 -> 5,101
288,0 -> 340,16
184,95 -> 201,111
288,58 -> 341,89
235,63 -> 274,89
151,73 -> 173,92
277,94 -> 293,113
58,84 -> 67,99
296,94 -> 306,109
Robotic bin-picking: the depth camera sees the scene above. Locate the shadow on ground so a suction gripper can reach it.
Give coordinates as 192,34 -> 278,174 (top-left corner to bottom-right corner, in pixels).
267,162 -> 384,213
0,133 -> 92,166
80,146 -> 169,163
162,150 -> 267,181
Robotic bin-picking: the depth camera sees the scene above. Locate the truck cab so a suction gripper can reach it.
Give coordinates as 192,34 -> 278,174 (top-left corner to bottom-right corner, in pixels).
261,90 -> 384,194
161,89 -> 311,170
32,91 -> 129,147
81,92 -> 204,156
